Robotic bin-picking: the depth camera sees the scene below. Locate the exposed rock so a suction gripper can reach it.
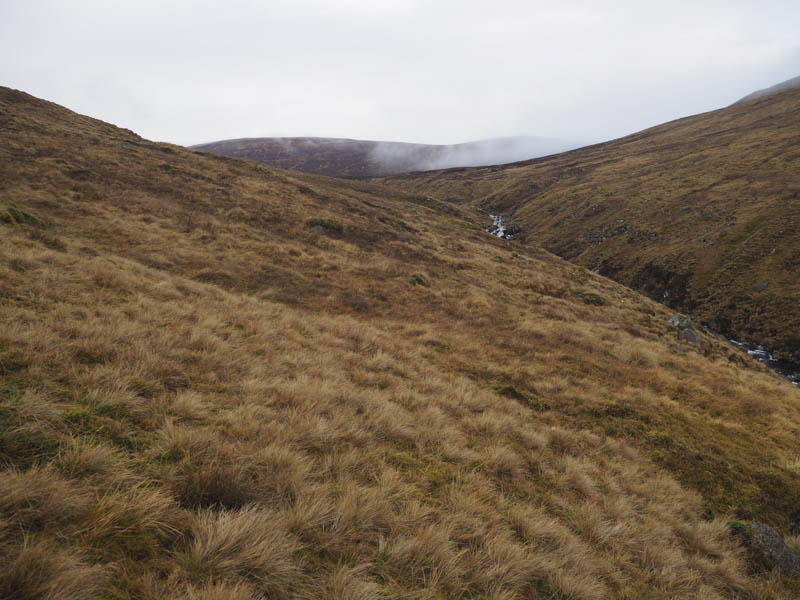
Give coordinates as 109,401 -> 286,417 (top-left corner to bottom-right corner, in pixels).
681,328 -> 701,344
669,313 -> 693,330
730,521 -> 800,578
573,291 -> 605,306
669,313 -> 700,344
754,281 -> 769,293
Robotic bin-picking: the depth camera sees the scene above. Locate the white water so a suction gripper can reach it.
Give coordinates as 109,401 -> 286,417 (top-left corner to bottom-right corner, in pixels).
729,338 -> 799,385
486,214 -> 513,239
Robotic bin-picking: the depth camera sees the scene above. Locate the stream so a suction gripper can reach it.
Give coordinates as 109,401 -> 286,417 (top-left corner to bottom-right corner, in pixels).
484,214 -> 799,385
484,213 -> 799,386
486,214 -> 515,239
726,338 -> 800,386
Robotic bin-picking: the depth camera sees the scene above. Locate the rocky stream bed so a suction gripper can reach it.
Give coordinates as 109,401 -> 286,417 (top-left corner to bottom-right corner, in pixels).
485,213 -> 800,386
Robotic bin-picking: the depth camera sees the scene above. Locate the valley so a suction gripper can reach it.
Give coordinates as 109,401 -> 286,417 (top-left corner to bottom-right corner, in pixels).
378,82 -> 800,371
2,84 -> 800,598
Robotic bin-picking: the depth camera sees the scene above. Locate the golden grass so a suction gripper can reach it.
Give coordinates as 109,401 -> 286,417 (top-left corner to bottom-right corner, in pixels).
1,86 -> 800,597
0,538 -> 108,600
379,88 -> 800,362
187,506 -> 299,597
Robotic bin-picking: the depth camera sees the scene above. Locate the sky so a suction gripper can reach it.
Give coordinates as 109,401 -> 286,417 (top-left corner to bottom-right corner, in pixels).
1,1 -> 799,147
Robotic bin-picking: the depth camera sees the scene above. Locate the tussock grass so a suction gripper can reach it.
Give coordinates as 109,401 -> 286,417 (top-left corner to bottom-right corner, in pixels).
1,86 -> 800,597
188,506 -> 300,597
0,467 -> 91,530
0,539 -> 108,600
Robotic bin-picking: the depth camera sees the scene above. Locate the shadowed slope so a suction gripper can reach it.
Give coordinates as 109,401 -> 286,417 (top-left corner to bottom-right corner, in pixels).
378,84 -> 800,364
2,87 -> 800,598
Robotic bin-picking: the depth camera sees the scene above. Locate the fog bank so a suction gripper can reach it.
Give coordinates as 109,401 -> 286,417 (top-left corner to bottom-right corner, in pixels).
370,136 -> 588,172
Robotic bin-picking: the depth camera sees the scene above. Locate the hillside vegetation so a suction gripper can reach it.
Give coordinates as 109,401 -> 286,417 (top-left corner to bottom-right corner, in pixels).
192,136 -> 578,178
378,86 -> 800,364
2,87 -> 800,598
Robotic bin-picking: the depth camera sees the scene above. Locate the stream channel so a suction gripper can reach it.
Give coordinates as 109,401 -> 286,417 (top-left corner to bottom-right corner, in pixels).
485,213 -> 800,386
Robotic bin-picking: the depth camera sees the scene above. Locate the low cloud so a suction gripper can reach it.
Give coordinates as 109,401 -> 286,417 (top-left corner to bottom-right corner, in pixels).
369,136 -> 588,173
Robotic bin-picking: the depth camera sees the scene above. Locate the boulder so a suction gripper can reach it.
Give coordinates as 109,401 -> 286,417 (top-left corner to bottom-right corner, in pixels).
668,313 -> 693,329
730,521 -> 800,578
669,313 -> 700,344
681,328 -> 701,344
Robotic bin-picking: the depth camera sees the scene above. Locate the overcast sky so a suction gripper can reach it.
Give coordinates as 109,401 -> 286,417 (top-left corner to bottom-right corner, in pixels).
2,1 -> 798,146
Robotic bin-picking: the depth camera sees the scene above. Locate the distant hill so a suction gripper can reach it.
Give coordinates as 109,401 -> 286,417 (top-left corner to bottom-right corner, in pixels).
735,74 -> 800,103
379,80 -> 800,363
192,135 -> 582,177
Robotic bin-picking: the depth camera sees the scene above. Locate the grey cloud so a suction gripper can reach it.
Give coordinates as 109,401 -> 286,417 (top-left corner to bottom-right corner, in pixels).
0,1 -> 798,147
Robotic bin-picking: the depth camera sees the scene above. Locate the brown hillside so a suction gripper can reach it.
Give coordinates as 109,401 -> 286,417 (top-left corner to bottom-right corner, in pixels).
192,136 -> 577,178
191,137 -> 420,177
2,87 -> 800,598
736,75 -> 800,104
378,85 -> 800,364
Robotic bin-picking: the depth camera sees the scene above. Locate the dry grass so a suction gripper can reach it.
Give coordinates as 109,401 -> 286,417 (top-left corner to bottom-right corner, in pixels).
187,507 -> 299,597
0,539 -> 108,600
379,87 -> 800,362
1,86 -> 799,597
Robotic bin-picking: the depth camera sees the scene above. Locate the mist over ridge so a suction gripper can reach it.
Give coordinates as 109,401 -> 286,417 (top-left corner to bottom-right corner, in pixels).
369,135 -> 587,171
193,134 -> 589,178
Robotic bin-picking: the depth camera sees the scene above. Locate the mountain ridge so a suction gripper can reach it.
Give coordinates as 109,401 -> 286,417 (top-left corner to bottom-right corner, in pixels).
192,134 -> 583,178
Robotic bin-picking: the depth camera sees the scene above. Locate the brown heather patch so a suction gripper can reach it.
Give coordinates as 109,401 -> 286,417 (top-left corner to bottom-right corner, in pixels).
1,86 -> 800,597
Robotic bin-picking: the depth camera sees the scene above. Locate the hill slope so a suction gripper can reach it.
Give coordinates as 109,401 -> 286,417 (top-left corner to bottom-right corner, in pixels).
736,75 -> 800,103
378,84 -> 800,364
192,135 -> 580,178
2,87 -> 800,598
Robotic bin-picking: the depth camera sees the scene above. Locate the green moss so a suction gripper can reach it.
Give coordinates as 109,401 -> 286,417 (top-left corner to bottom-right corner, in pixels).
305,217 -> 344,233
2,201 -> 44,226
388,441 -> 454,500
410,273 -> 429,286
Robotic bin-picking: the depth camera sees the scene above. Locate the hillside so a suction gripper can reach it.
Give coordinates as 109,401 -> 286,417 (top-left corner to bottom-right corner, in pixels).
2,87 -> 800,598
192,135 -> 579,178
378,84 -> 800,365
736,75 -> 800,104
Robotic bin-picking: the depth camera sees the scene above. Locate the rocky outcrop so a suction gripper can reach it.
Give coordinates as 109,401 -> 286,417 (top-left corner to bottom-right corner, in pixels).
730,521 -> 800,578
669,313 -> 700,344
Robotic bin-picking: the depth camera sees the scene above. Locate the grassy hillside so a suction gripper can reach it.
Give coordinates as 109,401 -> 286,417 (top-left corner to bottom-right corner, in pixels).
736,75 -> 800,104
378,86 -> 800,364
192,136 -> 578,178
2,87 -> 800,598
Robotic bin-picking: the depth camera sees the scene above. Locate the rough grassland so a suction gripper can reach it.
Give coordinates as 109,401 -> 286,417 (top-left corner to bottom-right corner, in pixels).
1,87 -> 800,598
377,87 -> 800,363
